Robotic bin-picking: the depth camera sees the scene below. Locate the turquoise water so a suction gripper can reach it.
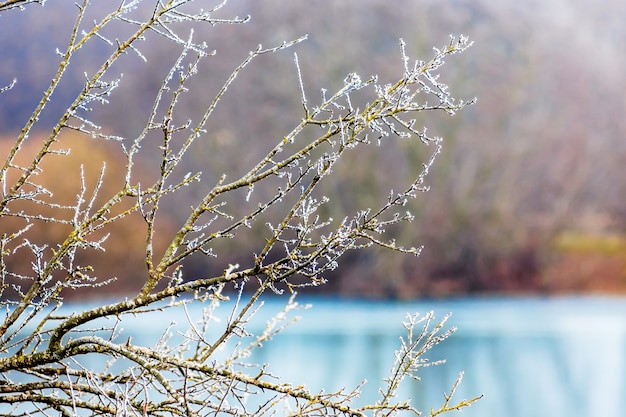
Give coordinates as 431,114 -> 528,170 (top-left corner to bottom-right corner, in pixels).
4,296 -> 626,416
244,296 -> 626,417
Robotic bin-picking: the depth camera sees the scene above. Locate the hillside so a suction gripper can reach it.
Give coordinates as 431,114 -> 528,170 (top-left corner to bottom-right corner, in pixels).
2,0 -> 626,298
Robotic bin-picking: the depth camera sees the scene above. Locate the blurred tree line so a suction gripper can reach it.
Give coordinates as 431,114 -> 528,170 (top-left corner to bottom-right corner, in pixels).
2,0 -> 625,298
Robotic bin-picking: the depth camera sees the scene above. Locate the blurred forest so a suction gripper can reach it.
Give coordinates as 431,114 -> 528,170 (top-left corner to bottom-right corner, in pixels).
1,0 -> 626,298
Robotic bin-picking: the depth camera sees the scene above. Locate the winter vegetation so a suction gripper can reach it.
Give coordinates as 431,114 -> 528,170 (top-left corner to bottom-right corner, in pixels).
0,0 -> 483,415
3,0 -> 626,298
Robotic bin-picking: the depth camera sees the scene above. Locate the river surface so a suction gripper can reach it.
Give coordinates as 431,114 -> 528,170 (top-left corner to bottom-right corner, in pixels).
245,296 -> 626,417
5,296 -> 626,416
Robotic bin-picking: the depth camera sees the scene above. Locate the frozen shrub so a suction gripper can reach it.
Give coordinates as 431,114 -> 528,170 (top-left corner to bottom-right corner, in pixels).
0,1 -> 479,415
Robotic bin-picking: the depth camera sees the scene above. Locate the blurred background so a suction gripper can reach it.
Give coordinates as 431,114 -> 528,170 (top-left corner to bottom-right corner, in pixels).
2,0 -> 626,298
1,1 -> 625,416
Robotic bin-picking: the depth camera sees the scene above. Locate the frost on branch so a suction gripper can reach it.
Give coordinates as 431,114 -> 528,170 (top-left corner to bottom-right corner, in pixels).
0,1 -> 478,415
